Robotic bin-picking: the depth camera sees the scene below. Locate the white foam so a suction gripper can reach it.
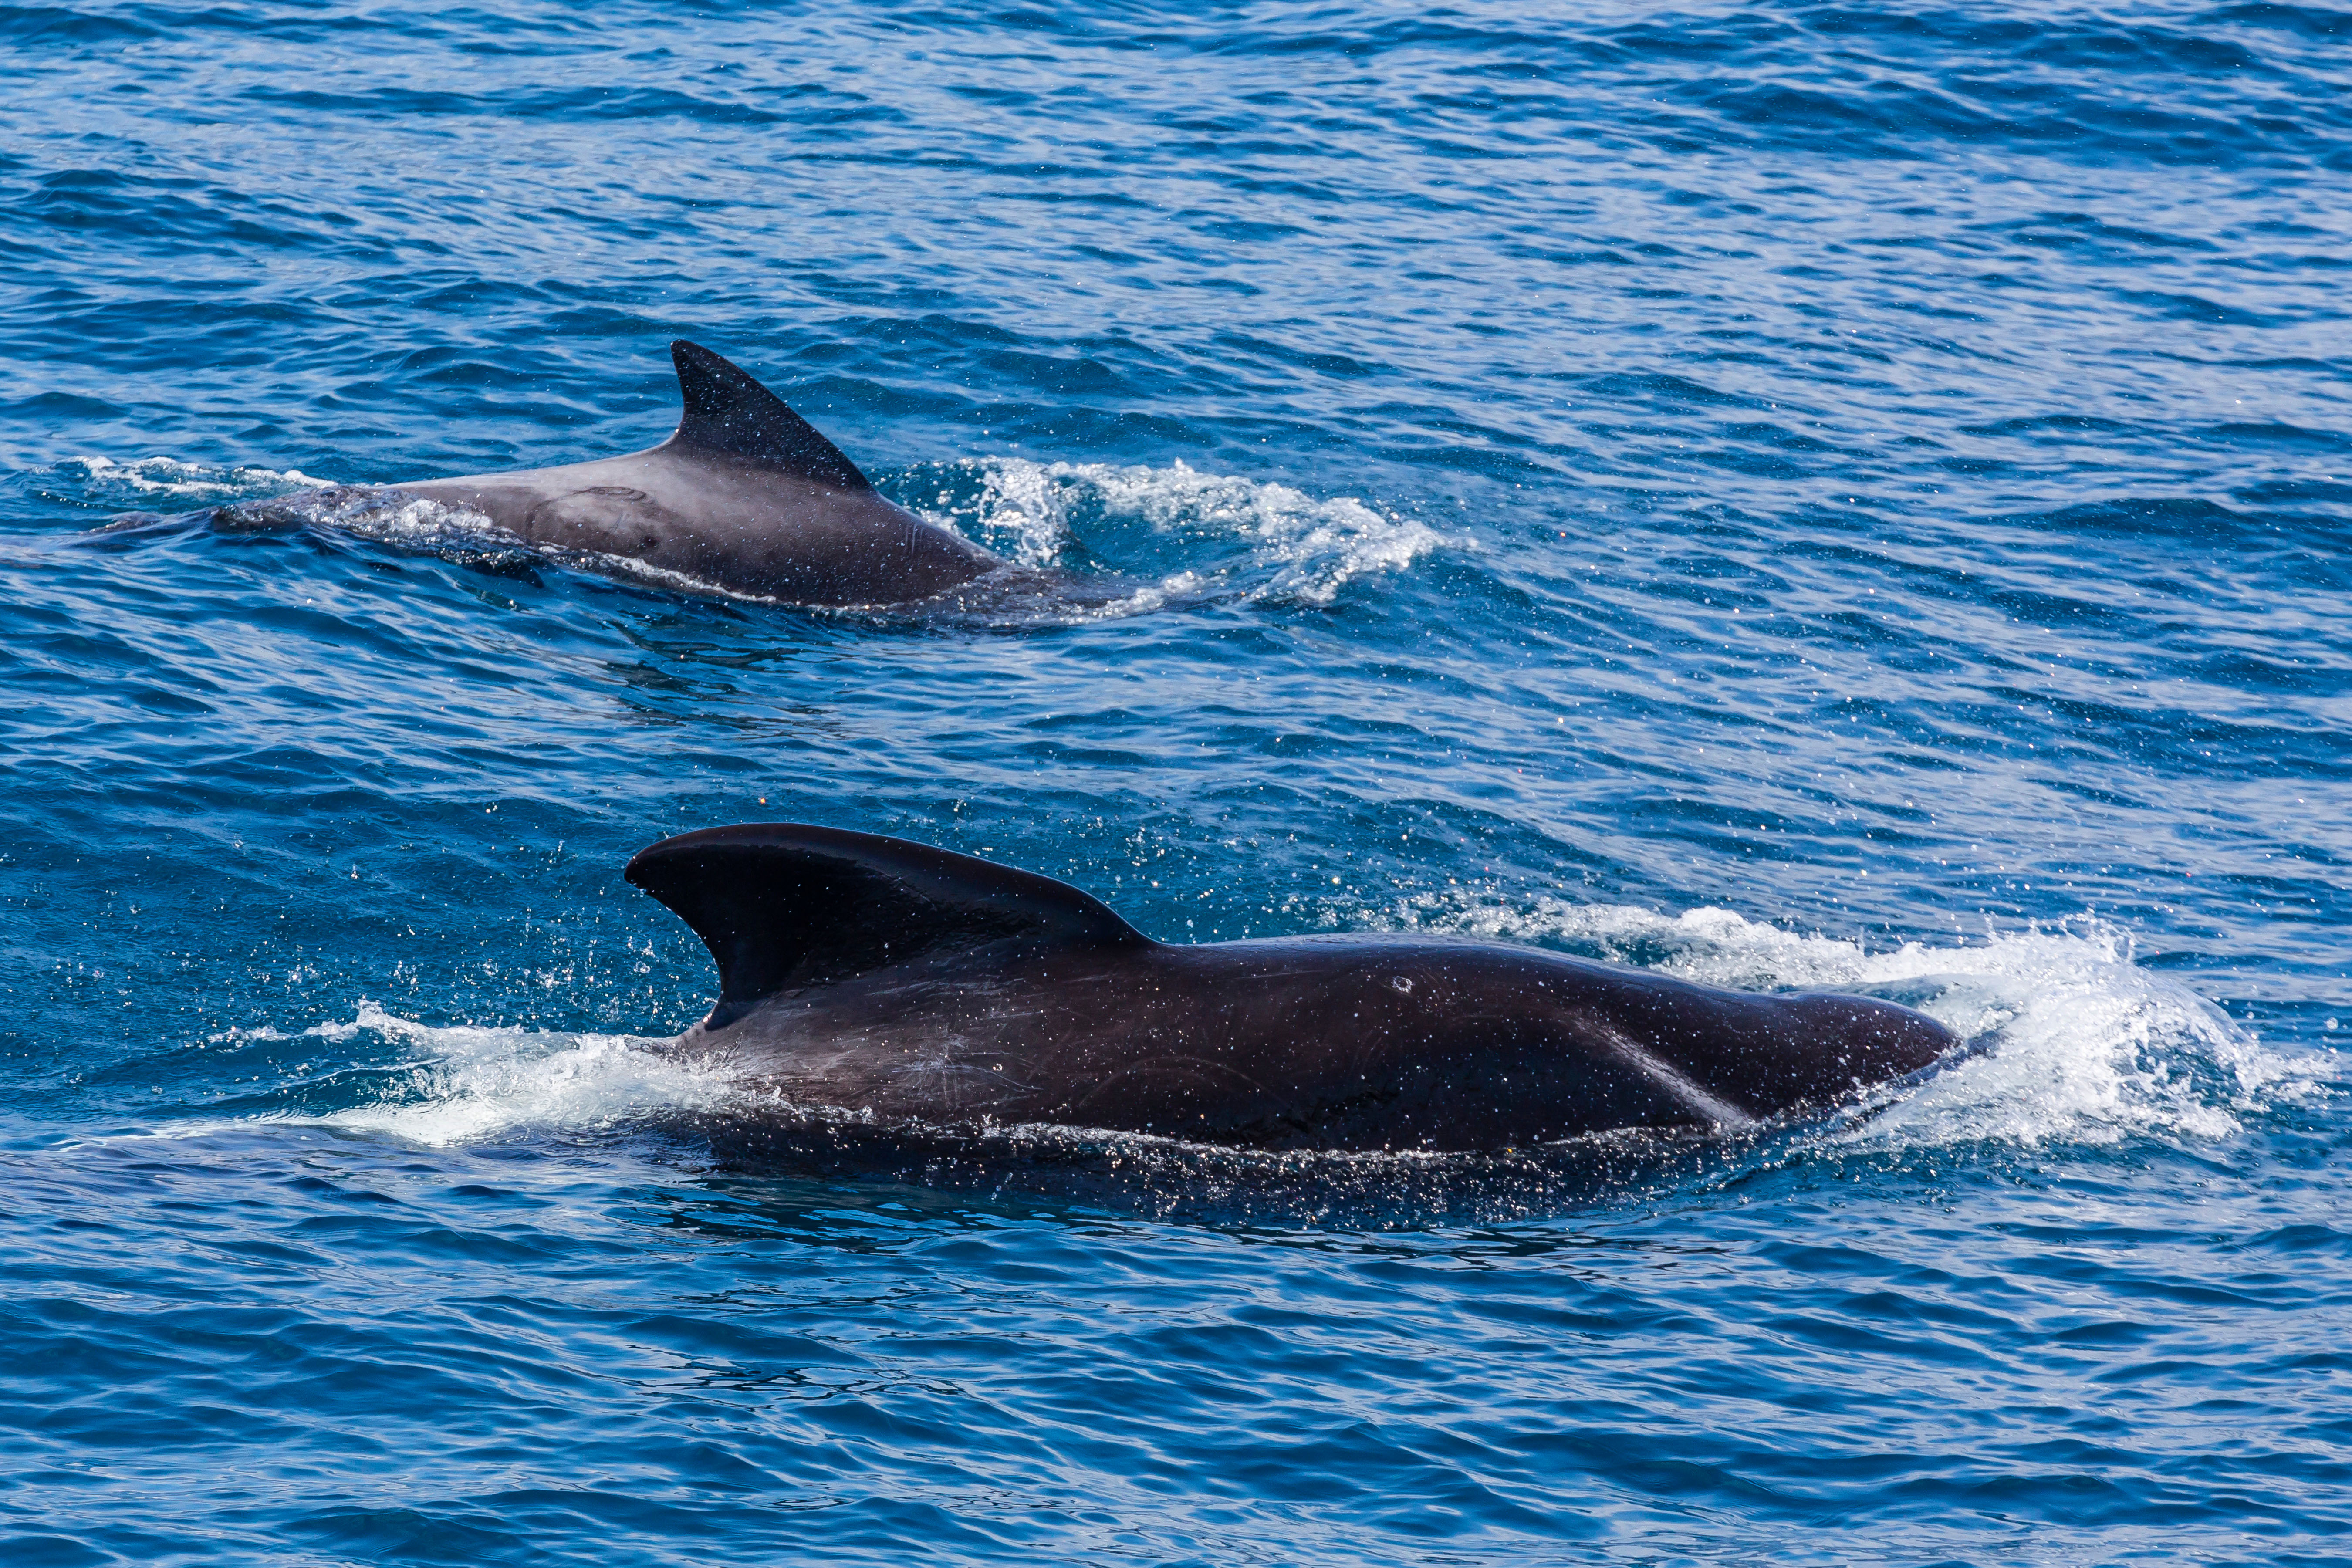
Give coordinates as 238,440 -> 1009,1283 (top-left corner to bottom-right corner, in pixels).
277,1000 -> 730,1148
287,489 -> 526,554
953,456 -> 1081,569
1382,891 -> 2317,1152
226,484 -> 806,603
952,456 -> 1455,606
64,454 -> 327,500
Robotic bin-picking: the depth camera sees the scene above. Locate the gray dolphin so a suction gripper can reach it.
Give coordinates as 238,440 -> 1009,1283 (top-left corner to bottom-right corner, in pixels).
374,340 -> 997,603
626,823 -> 1959,1153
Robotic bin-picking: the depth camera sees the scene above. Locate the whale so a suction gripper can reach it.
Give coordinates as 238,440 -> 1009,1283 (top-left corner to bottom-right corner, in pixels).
626,823 -> 1959,1154
266,340 -> 1000,604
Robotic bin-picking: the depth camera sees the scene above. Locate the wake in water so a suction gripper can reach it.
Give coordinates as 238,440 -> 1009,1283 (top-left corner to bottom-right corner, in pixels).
907,454 -> 1455,611
59,453 -> 331,500
57,452 -> 1452,623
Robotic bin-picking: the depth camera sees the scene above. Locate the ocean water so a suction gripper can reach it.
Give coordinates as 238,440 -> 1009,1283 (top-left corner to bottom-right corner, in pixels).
4,0 -> 2349,1561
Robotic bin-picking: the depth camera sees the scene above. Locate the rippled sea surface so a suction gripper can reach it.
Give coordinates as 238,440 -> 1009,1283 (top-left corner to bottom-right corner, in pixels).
6,1 -> 2350,1561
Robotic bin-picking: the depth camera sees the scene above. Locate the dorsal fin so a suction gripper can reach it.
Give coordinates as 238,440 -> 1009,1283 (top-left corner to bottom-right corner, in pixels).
626,823 -> 1149,1027
665,340 -> 874,492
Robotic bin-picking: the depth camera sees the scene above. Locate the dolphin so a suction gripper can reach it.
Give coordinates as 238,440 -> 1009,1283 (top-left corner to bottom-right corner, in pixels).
318,340 -> 998,604
625,823 -> 1959,1153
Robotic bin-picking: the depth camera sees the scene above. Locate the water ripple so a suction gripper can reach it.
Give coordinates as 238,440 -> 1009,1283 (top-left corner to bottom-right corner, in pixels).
4,0 -> 2349,1561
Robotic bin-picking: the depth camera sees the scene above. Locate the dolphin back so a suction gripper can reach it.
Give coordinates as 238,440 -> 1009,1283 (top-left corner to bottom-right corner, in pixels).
625,823 -> 1149,1027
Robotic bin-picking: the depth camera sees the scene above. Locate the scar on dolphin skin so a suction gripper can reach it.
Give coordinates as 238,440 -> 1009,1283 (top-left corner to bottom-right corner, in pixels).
622,823 -> 1961,1155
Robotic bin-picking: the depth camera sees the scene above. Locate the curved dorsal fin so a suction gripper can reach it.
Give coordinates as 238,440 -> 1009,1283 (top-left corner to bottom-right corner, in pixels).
666,340 -> 873,492
626,823 -> 1149,1027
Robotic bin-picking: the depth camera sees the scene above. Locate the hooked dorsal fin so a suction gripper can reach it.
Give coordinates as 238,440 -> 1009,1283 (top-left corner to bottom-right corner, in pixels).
626,823 -> 1149,1027
666,340 -> 874,492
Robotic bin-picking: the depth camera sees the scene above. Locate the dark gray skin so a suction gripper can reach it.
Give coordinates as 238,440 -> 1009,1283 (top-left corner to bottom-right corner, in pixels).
385,340 -> 997,604
629,824 -> 1958,1153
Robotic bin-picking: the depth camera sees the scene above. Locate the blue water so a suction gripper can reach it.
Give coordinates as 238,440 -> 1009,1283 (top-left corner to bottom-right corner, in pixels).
5,0 -> 2349,1560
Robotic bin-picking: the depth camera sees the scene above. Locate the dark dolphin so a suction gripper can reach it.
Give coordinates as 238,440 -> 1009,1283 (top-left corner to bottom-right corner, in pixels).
347,341 -> 996,603
625,824 -> 1958,1153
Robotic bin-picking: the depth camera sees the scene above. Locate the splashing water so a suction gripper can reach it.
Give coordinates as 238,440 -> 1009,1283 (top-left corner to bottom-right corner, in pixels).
59,453 -> 326,503
247,1001 -> 729,1148
1385,892 -> 2317,1153
916,455 -> 1456,606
